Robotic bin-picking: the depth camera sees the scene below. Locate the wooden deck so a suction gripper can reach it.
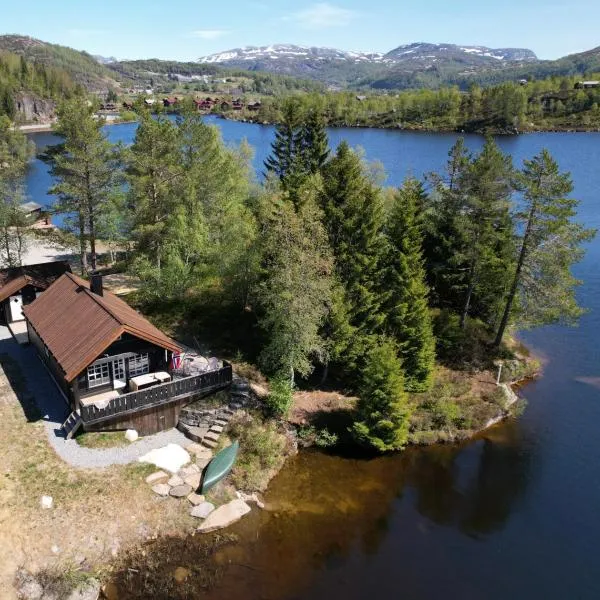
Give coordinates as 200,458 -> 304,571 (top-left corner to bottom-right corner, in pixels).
79,362 -> 232,433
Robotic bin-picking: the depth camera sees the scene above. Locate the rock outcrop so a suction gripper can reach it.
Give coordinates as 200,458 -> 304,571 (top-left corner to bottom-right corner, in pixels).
14,93 -> 55,123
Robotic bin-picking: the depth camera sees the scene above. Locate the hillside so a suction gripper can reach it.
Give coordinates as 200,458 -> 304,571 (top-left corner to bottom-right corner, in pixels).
197,42 -> 538,88
0,49 -> 79,121
106,58 -> 324,95
0,35 -> 121,92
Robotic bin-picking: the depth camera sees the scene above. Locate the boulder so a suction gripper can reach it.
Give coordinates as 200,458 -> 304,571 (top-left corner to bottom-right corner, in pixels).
40,495 -> 53,509
197,499 -> 250,532
179,464 -> 200,477
125,429 -> 139,442
187,493 -> 205,506
190,501 -> 215,519
145,471 -> 169,485
169,484 -> 193,498
167,474 -> 184,487
151,483 -> 171,497
139,444 -> 190,473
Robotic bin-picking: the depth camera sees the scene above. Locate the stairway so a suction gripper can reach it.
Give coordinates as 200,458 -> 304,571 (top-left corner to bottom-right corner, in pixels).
178,375 -> 254,448
61,410 -> 83,439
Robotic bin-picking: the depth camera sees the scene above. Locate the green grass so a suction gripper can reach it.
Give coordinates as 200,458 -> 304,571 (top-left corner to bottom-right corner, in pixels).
76,431 -> 133,449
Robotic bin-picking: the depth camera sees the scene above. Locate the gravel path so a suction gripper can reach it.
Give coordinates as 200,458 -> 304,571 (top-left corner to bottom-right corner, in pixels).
0,327 -> 189,469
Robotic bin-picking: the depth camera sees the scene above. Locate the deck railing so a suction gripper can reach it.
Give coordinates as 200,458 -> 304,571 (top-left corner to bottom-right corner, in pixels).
79,362 -> 232,424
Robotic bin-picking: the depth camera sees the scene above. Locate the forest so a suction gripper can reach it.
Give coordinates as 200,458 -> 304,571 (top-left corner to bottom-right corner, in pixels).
0,99 -> 593,451
227,74 -> 600,132
0,51 -> 79,119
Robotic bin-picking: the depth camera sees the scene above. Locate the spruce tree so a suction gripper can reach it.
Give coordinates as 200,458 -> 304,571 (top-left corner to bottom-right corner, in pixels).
457,137 -> 515,328
263,98 -> 304,187
320,141 -> 387,336
352,337 -> 411,452
298,109 -> 329,174
494,150 -> 596,346
385,177 -> 435,391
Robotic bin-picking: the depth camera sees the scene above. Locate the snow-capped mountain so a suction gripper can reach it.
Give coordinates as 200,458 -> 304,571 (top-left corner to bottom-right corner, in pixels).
197,42 -> 538,87
199,44 -> 386,65
383,43 -> 537,63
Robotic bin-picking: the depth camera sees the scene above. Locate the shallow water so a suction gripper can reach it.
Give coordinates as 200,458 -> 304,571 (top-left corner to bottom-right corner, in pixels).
25,122 -> 600,599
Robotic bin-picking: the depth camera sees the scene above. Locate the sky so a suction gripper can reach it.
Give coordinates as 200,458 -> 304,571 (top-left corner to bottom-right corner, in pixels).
1,0 -> 598,61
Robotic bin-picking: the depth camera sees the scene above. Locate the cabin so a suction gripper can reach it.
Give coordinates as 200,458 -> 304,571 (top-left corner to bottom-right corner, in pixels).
19,201 -> 43,223
195,98 -> 214,111
0,261 -> 71,326
122,101 -> 134,110
575,81 -> 600,89
220,101 -> 231,111
356,95 -> 368,102
144,98 -> 155,106
163,97 -> 178,107
247,101 -> 261,111
232,99 -> 244,110
23,272 -> 232,436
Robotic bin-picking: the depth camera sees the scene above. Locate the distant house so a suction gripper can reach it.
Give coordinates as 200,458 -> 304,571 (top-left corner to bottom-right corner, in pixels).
0,261 -> 71,325
247,101 -> 262,111
356,95 -> 368,102
575,81 -> 600,89
163,97 -> 178,107
232,98 -> 244,110
518,79 -> 528,86
144,98 -> 155,106
220,101 -> 231,110
100,103 -> 117,111
23,272 -> 233,436
194,98 -> 214,111
19,201 -> 43,222
122,101 -> 134,110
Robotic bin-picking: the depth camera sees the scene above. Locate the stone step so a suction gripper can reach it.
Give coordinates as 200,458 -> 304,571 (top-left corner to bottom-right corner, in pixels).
213,418 -> 229,427
202,438 -> 218,449
209,425 -> 224,434
177,422 -> 209,444
204,431 -> 220,442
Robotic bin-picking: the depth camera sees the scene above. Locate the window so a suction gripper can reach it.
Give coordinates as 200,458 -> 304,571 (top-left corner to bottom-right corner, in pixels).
128,353 -> 150,377
87,362 -> 110,388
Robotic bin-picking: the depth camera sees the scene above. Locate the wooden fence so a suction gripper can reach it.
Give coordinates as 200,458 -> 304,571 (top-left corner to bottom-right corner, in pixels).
80,362 -> 232,424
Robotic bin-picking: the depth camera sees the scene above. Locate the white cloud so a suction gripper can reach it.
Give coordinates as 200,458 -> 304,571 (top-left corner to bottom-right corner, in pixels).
285,3 -> 359,29
188,29 -> 231,40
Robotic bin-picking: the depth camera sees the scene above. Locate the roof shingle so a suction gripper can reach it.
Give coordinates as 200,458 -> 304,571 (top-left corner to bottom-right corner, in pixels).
23,272 -> 181,381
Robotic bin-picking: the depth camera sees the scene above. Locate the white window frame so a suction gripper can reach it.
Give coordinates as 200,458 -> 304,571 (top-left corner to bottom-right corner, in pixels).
128,353 -> 150,378
87,362 -> 110,388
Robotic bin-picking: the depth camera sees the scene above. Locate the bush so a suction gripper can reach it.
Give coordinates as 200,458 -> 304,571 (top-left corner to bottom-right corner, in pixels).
228,414 -> 287,491
265,375 -> 293,416
297,425 -> 338,448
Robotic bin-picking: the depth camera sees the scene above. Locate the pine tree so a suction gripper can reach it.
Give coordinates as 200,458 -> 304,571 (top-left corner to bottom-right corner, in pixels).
352,337 -> 411,452
126,111 -> 182,272
384,177 -> 435,391
0,118 -> 33,267
320,141 -> 387,336
494,150 -> 596,346
50,100 -> 121,273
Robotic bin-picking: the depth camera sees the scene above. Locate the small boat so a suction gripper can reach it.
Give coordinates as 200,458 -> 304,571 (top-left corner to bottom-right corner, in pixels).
200,441 -> 240,494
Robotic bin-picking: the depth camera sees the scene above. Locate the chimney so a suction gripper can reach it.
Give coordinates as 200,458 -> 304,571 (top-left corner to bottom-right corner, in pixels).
90,272 -> 103,297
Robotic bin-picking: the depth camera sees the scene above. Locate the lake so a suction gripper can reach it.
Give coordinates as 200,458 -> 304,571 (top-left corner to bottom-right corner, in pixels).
25,119 -> 600,599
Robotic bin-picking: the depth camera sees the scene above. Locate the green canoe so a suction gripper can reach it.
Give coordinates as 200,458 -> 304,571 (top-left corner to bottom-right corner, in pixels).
200,440 -> 240,494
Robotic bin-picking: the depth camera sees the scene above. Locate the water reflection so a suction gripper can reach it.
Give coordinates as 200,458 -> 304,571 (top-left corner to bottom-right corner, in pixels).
113,420 -> 531,599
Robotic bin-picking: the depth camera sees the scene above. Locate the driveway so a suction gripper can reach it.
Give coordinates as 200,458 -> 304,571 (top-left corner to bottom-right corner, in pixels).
0,326 -> 189,469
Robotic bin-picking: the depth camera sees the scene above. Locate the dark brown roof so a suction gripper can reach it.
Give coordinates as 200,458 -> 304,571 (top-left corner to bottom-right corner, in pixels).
23,272 -> 181,381
0,261 -> 71,303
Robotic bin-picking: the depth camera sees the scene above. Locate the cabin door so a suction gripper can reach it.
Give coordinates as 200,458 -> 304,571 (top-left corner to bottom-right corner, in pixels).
112,357 -> 126,391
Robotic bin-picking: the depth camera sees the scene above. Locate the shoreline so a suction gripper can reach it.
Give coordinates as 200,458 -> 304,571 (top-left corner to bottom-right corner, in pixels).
17,114 -> 600,136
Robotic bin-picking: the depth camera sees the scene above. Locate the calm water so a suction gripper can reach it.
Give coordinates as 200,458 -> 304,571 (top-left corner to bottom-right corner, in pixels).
26,121 -> 600,599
